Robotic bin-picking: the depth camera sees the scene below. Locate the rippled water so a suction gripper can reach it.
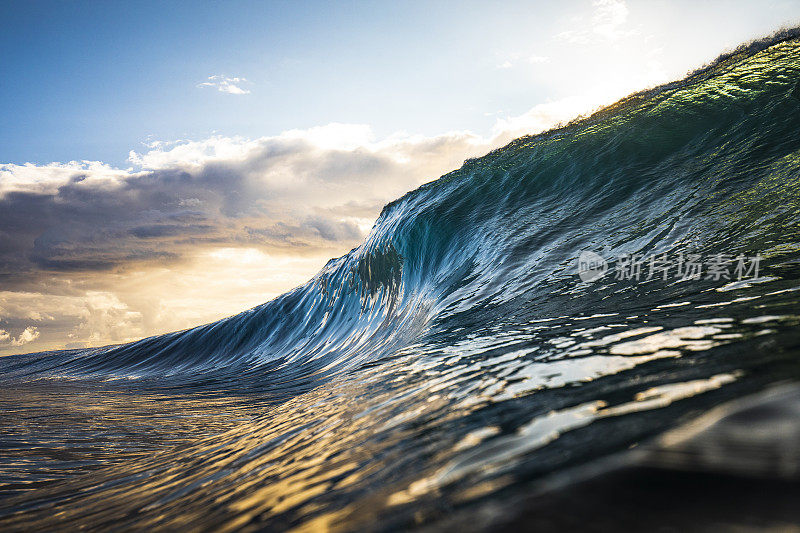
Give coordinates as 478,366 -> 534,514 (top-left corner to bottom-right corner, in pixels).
2,30 -> 800,531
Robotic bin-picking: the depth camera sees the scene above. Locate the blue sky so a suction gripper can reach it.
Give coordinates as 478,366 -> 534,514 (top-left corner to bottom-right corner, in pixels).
1,0 -> 799,355
3,0 -> 799,167
3,0 -> 539,164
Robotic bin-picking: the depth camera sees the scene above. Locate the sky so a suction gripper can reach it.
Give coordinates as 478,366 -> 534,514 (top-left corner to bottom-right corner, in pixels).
1,0 -> 799,355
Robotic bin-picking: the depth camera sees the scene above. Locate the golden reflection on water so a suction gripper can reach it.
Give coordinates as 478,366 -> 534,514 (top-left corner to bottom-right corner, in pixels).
3,291 -> 797,532
0,384 -> 262,497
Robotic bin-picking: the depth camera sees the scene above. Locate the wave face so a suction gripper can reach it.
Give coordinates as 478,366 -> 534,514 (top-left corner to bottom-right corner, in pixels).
2,31 -> 800,531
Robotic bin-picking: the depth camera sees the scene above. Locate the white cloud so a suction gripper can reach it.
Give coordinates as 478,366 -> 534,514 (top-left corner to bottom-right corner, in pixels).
197,75 -> 251,95
528,55 -> 550,64
0,326 -> 41,347
495,54 -> 550,69
592,0 -> 629,40
0,160 -> 128,197
491,95 -> 609,142
11,326 -> 40,346
556,0 -> 634,44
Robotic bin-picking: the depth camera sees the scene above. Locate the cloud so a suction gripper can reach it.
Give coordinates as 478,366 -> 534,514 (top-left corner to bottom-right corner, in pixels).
2,123 -> 487,278
12,326 -> 40,346
591,0 -> 629,40
197,75 -> 251,95
0,326 -> 40,347
491,95 -> 610,141
556,0 -> 634,44
495,54 -> 550,69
